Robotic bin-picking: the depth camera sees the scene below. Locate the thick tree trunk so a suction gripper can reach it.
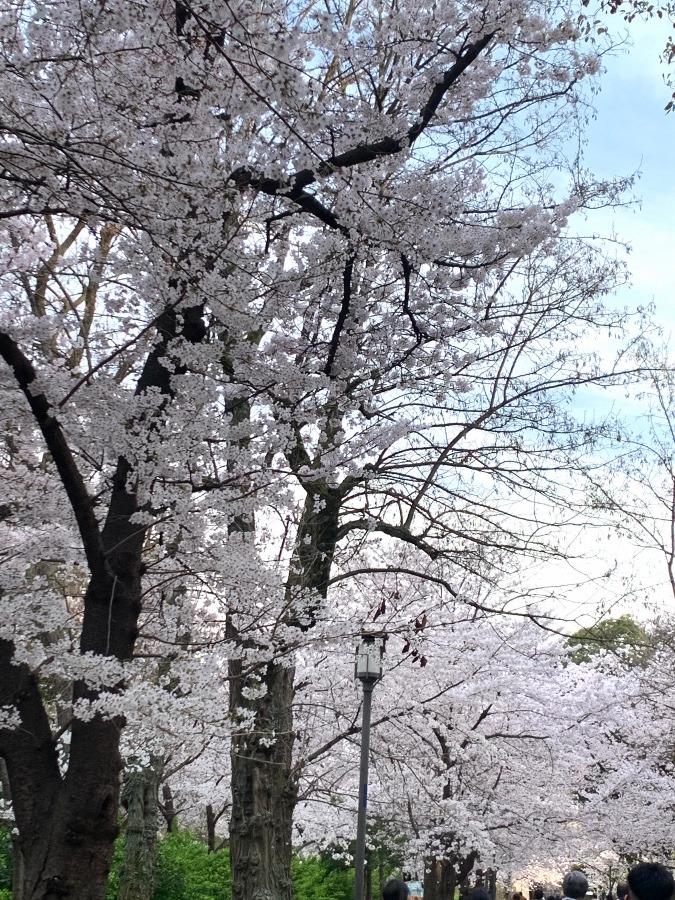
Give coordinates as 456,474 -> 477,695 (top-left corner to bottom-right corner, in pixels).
0,565 -> 141,899
440,862 -> 455,900
0,303 -> 204,899
424,861 -> 439,900
0,680 -> 128,900
0,548 -> 141,900
226,392 -> 345,900
229,659 -> 297,900
13,846 -> 25,900
228,482 -> 343,900
118,760 -> 160,900
423,852 -> 478,900
23,743 -> 119,898
225,371 -> 300,900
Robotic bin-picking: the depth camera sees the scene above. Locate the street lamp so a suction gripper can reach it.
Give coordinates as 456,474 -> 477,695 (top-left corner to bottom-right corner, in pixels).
354,633 -> 384,900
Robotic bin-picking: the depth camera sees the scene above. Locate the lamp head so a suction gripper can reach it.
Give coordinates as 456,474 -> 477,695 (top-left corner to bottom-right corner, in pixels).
355,633 -> 384,683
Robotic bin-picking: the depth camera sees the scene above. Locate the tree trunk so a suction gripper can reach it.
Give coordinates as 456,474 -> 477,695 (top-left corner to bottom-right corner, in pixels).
229,658 -> 297,900
225,365 -> 300,900
160,784 -> 177,833
13,845 -> 25,900
228,481 -> 344,900
440,860 -> 456,900
206,804 -> 216,853
423,852 -> 478,900
2,696 -> 129,900
424,861 -> 439,900
118,761 -> 161,900
487,869 -> 497,900
205,803 -> 228,852
0,589 -> 139,900
0,304 -> 204,899
226,385 -> 346,900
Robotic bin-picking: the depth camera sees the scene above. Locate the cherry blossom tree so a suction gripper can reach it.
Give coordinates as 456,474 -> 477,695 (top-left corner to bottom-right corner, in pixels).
289,601 -> 656,899
0,0 -> 652,898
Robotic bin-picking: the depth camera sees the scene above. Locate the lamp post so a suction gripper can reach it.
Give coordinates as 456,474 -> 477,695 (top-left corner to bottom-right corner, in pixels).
354,633 -> 384,900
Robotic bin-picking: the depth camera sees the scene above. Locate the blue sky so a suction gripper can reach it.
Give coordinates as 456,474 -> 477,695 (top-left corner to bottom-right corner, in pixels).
531,19 -> 675,622
582,15 -> 675,324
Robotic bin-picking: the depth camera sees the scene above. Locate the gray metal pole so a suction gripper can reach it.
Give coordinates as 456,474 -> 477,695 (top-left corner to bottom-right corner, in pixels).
354,680 -> 375,900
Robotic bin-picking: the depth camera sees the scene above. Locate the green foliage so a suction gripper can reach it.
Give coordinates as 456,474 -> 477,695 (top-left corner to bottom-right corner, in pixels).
0,827 -> 13,892
292,855 -> 354,900
104,826 -> 361,900
106,829 -> 231,900
365,817 -> 407,890
0,824 -> 361,900
566,615 -> 652,667
153,830 -> 231,900
105,829 -> 127,900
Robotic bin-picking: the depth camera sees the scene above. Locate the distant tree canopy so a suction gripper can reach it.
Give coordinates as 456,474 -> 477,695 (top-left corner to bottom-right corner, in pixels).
566,615 -> 652,666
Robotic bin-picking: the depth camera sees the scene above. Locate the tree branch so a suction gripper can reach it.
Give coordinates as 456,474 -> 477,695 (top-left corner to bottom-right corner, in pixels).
323,254 -> 355,377
0,638 -> 64,838
228,33 -> 495,229
0,333 -> 106,580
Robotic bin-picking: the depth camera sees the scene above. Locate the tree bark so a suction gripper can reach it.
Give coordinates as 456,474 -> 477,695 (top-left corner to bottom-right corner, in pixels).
0,644 -> 128,900
0,302 -> 205,900
424,861 -> 439,900
228,469 -> 344,900
159,784 -> 178,834
206,804 -> 216,852
229,658 -> 297,900
0,478 -> 143,900
118,761 -> 161,900
205,803 -> 228,852
423,852 -> 478,900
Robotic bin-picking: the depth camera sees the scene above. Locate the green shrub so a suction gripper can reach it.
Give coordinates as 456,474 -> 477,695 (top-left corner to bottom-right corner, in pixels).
153,830 -> 231,900
292,855 -> 354,900
0,827 -> 13,892
105,829 -> 126,900
106,827 -> 358,900
106,828 -> 230,900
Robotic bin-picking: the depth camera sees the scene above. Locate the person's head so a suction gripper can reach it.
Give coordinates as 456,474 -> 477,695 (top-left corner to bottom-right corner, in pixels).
617,883 -> 629,900
383,880 -> 409,900
468,889 -> 491,900
563,872 -> 589,900
535,890 -> 545,900
627,863 -> 675,900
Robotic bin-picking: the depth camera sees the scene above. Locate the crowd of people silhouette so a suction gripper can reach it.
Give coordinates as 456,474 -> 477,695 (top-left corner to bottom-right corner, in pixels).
381,863 -> 675,900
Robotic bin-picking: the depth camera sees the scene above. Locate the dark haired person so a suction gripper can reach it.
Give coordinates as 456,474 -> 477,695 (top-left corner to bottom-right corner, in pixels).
383,880 -> 409,900
563,872 -> 589,900
534,890 -> 544,900
627,863 -> 675,900
618,883 -> 629,900
468,889 -> 491,900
